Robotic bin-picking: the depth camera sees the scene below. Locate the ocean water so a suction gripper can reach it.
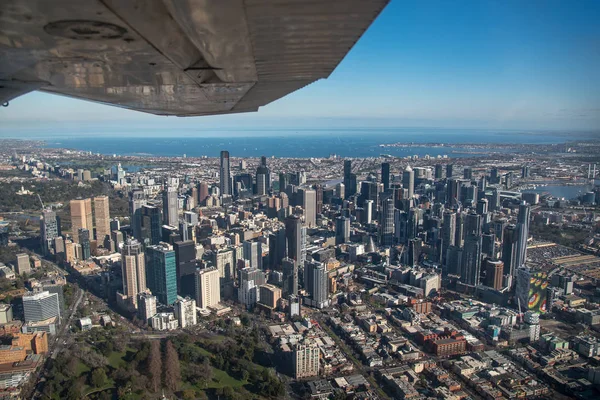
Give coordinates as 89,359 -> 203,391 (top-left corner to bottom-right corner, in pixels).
37,128 -> 592,158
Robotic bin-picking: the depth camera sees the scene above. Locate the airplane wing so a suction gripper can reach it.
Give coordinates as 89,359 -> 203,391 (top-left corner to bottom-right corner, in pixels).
0,0 -> 388,116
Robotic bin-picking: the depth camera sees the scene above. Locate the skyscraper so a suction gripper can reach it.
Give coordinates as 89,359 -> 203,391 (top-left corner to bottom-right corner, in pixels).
70,199 -> 92,243
403,165 -> 414,199
343,160 -> 357,198
304,261 -> 328,309
502,224 -> 519,278
379,198 -> 395,247
462,234 -> 482,286
485,259 -> 504,290
516,201 -> 531,268
434,164 -> 444,180
302,189 -> 316,228
441,210 -> 456,265
243,240 -> 262,270
129,189 -> 146,240
162,186 -> 178,226
141,205 -> 162,246
256,156 -> 270,195
78,228 -> 91,260
198,182 -> 209,205
335,216 -> 350,245
381,162 -> 390,191
464,212 -> 482,237
195,267 -> 220,309
145,243 -> 177,305
121,239 -> 146,307
282,257 -> 298,297
315,184 -> 323,214
285,215 -> 303,263
40,210 -> 58,255
94,195 -> 110,242
173,240 -> 197,298
446,164 -> 454,178
238,267 -> 266,308
220,150 -> 231,196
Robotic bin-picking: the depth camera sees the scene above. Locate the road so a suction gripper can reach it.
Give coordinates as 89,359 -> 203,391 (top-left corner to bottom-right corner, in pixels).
51,287 -> 84,359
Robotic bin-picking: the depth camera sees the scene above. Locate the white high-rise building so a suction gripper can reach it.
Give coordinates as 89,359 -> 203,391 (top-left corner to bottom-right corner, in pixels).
195,268 -> 220,309
162,186 -> 178,227
23,291 -> 60,322
137,292 -> 157,323
174,296 -> 197,328
302,189 -> 317,228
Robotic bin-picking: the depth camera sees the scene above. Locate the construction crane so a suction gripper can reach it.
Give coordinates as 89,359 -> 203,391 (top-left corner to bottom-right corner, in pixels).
36,194 -> 45,211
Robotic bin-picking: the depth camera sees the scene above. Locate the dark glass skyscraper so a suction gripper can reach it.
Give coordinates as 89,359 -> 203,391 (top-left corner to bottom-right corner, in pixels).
502,224 -> 518,277
381,162 -> 390,191
285,215 -> 303,263
256,155 -> 270,195
141,205 -> 162,246
173,240 -> 197,298
78,228 -> 90,260
145,244 -> 177,305
220,150 -> 231,196
343,160 -> 357,198
462,233 -> 482,286
516,201 -> 531,268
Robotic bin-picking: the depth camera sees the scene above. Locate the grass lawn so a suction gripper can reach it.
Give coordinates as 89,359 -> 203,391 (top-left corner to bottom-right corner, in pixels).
107,348 -> 136,369
207,367 -> 246,389
75,360 -> 91,375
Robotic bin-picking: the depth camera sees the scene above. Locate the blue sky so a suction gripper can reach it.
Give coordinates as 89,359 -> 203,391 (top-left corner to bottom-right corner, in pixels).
1,0 -> 599,133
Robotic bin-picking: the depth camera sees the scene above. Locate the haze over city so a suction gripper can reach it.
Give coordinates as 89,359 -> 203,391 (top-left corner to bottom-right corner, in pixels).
0,1 -> 600,400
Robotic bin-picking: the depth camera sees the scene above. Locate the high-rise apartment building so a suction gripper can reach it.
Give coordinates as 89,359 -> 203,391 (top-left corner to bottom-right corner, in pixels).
293,342 -> 320,379
379,198 -> 395,247
137,292 -> 157,323
195,267 -> 221,309
403,165 -> 415,199
174,296 -> 197,328
162,186 -> 178,227
304,261 -> 329,309
121,239 -> 146,307
40,210 -> 59,255
243,240 -> 262,270
516,201 -> 530,268
335,216 -> 350,245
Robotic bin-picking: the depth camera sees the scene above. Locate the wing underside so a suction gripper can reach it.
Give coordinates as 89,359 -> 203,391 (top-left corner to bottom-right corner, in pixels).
0,0 -> 388,116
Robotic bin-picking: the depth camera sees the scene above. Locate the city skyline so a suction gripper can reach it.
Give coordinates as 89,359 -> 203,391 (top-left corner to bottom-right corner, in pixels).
2,0 -> 599,132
